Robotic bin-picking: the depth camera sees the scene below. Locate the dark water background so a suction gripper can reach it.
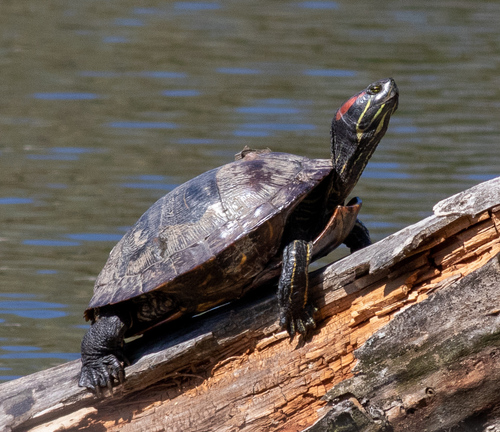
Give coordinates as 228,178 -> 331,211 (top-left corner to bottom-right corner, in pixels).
0,0 -> 499,380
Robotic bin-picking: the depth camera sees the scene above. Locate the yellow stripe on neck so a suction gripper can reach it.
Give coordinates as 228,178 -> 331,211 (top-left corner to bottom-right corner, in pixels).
356,99 -> 371,142
356,102 -> 386,142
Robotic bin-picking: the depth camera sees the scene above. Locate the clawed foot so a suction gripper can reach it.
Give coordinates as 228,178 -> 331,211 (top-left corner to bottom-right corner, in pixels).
79,313 -> 130,396
280,303 -> 318,338
79,353 -> 126,397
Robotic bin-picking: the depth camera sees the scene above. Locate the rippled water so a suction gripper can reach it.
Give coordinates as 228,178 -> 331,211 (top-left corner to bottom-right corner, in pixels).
0,0 -> 499,380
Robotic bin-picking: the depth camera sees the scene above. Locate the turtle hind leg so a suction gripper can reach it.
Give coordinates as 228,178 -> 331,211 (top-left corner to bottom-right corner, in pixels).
278,239 -> 317,338
343,218 -> 372,253
79,312 -> 129,396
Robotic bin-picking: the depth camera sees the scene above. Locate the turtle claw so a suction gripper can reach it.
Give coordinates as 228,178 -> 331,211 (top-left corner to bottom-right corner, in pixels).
295,318 -> 306,336
79,353 -> 125,397
280,303 -> 317,339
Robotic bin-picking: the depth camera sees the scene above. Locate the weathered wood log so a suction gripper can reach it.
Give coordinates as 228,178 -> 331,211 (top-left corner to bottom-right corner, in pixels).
1,177 -> 499,432
308,253 -> 500,431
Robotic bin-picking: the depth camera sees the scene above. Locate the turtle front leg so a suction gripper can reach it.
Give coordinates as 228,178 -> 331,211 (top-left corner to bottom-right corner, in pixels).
79,312 -> 129,396
278,239 -> 317,337
343,218 -> 372,253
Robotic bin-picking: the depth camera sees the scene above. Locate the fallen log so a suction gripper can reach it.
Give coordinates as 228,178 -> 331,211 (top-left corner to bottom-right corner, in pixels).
1,177 -> 500,432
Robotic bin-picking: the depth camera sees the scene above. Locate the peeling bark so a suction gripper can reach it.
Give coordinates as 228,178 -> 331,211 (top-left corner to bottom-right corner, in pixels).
311,254 -> 500,432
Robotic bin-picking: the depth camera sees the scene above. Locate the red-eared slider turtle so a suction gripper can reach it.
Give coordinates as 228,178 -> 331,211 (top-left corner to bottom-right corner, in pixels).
79,78 -> 399,394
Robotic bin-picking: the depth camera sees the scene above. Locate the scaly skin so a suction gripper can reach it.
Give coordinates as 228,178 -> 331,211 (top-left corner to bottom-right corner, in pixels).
79,314 -> 129,396
278,240 -> 316,337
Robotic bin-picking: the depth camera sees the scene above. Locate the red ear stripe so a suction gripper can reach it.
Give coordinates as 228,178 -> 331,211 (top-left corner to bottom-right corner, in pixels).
335,91 -> 364,121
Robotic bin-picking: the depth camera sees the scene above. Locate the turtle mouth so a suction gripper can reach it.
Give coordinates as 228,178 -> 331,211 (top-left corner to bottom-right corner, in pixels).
385,78 -> 399,109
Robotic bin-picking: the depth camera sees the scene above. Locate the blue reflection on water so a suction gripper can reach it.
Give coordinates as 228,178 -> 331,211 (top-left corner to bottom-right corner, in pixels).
237,107 -> 301,115
66,233 -> 123,242
266,98 -> 300,105
36,270 -> 58,275
233,130 -> 271,137
0,298 -> 68,319
241,123 -> 315,131
363,171 -> 412,180
304,69 -> 356,77
23,239 -> 81,247
0,375 -> 21,381
234,98 -> 309,136
234,117 -> 315,136
161,89 -> 200,97
0,300 -> 67,309
2,345 -> 41,351
0,197 -> 33,205
176,138 -> 216,145
216,67 -> 260,75
139,175 -> 165,181
80,71 -> 187,79
298,1 -> 339,9
364,161 -> 411,180
465,173 -> 496,181
134,71 -> 187,78
121,182 -> 177,191
52,147 -> 102,154
107,121 -> 177,129
0,352 -> 79,360
121,175 -> 178,192
32,92 -> 100,100
174,2 -> 221,11
392,125 -> 420,134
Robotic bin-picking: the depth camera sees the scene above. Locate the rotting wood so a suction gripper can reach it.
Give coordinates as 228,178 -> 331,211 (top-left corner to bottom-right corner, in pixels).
0,177 -> 499,432
311,253 -> 500,432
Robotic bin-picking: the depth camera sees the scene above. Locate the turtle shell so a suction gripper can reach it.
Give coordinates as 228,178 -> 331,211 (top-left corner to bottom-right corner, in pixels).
86,151 -> 340,320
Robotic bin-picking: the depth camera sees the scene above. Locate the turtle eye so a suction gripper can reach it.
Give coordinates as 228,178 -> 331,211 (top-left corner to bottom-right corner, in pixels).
368,84 -> 382,95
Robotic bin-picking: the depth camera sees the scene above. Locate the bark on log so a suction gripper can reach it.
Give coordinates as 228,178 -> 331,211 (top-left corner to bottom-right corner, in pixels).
1,177 -> 500,432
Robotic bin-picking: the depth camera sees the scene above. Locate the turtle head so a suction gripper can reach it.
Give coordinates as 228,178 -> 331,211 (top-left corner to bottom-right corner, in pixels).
331,78 -> 398,200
